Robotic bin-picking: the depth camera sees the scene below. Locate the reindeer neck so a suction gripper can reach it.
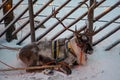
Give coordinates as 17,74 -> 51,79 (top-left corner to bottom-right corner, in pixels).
69,38 -> 81,54
74,38 -> 85,50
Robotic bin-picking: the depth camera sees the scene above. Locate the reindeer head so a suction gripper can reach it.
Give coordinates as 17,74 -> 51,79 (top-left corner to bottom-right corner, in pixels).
52,7 -> 95,44
52,7 -> 94,54
75,33 -> 89,44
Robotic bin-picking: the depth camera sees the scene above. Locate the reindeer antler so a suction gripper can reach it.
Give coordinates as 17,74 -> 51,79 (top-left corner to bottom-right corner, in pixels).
52,7 -> 79,35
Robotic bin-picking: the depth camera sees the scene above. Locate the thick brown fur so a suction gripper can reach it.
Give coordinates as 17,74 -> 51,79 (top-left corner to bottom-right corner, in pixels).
18,43 -> 40,67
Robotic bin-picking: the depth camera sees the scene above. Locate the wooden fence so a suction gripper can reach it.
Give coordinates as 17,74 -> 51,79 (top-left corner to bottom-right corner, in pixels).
0,0 -> 120,50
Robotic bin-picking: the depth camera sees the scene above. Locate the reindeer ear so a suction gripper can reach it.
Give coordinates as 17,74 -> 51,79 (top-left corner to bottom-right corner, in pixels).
73,32 -> 76,38
75,25 -> 78,32
73,25 -> 78,37
74,32 -> 79,38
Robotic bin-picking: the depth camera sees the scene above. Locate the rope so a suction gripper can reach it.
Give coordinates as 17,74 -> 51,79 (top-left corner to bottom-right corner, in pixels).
0,44 -> 21,51
0,60 -> 15,69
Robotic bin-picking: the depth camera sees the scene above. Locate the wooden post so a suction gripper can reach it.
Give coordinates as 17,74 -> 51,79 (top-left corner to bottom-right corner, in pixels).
0,0 -> 8,10
0,0 -> 23,23
28,0 -> 35,42
87,0 -> 94,44
2,0 -> 17,42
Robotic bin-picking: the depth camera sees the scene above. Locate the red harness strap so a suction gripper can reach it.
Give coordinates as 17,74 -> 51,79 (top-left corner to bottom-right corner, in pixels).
80,51 -> 83,64
76,42 -> 84,65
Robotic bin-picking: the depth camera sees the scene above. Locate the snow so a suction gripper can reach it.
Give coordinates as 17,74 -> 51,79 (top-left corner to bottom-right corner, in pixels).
0,0 -> 120,80
0,39 -> 120,80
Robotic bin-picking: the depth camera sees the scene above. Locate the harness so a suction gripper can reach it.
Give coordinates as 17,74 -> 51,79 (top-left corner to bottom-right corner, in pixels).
51,39 -> 75,63
51,39 -> 68,63
52,40 -> 59,59
66,40 -> 77,58
51,38 -> 85,65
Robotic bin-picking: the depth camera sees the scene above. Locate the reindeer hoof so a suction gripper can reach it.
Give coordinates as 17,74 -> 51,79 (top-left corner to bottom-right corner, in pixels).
59,65 -> 72,75
26,69 -> 34,73
43,69 -> 54,75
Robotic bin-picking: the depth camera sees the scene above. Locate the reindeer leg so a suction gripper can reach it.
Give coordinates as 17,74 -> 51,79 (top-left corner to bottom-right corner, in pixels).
56,62 -> 71,75
26,60 -> 37,72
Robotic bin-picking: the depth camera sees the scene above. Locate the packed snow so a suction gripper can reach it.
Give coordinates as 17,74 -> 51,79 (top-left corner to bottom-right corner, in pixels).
0,40 -> 120,80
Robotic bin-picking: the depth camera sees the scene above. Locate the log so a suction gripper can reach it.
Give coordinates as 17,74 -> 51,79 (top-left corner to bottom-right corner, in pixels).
93,25 -> 120,46
94,15 -> 120,35
105,40 -> 120,51
0,65 -> 61,71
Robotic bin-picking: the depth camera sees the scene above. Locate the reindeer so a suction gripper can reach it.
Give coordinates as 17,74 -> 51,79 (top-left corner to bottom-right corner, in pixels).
18,18 -> 94,75
18,1 -> 96,74
18,25 -> 93,74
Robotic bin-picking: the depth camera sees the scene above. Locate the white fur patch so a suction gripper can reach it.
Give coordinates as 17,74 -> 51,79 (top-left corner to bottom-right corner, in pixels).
70,38 -> 86,65
31,48 -> 38,53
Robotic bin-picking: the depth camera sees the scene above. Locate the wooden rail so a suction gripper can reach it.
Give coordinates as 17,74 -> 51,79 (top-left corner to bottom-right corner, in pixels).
0,0 -> 37,38
0,0 -> 7,10
105,40 -> 120,51
12,0 -> 54,37
17,0 -> 71,45
52,0 -> 105,40
37,0 -> 88,43
93,25 -> 120,46
68,0 -> 120,45
0,0 -> 119,50
0,0 -> 23,22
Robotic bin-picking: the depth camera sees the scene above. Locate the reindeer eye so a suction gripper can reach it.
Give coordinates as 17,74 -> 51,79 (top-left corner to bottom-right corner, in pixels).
81,35 -> 88,41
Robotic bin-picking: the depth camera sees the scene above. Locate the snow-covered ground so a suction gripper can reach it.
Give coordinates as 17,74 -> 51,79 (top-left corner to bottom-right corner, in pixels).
0,0 -> 120,80
0,40 -> 120,80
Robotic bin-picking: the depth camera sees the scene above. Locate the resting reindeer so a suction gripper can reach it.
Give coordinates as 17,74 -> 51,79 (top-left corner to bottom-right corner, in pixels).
18,3 -> 96,74
18,30 -> 93,74
18,24 -> 93,74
